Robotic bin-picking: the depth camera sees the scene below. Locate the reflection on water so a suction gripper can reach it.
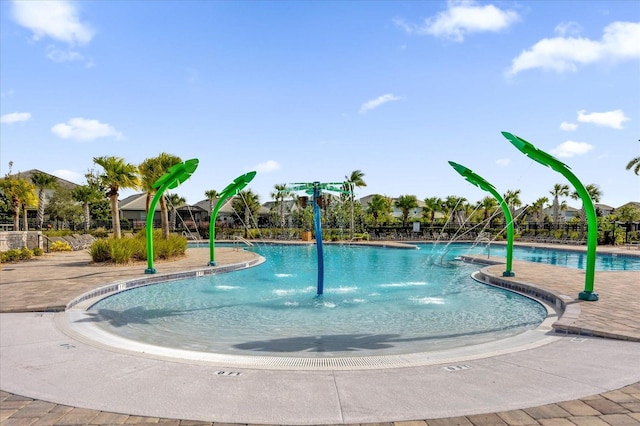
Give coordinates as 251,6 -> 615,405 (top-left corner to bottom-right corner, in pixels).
87,244 -> 553,356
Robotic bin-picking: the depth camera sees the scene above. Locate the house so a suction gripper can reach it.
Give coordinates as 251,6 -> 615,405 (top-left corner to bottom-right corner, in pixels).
3,169 -> 79,228
118,193 -> 162,229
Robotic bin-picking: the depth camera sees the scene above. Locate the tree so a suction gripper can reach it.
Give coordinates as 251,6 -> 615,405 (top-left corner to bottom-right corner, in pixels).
166,192 -> 186,231
422,197 -> 443,225
531,197 -> 549,223
345,170 -> 366,239
477,196 -> 498,222
30,172 -> 57,230
444,195 -> 467,227
84,168 -> 112,223
549,183 -> 570,229
231,189 -> 261,238
571,183 -> 602,233
0,175 -> 36,230
72,185 -> 102,231
204,189 -> 219,219
503,189 -> 522,222
626,140 -> 640,175
139,153 -> 182,239
93,156 -> 139,239
367,194 -> 392,227
45,187 -> 83,229
395,195 -> 419,227
270,183 -> 291,229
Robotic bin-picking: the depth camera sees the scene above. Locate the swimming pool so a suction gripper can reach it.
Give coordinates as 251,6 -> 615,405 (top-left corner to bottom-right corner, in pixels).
86,243 -> 549,358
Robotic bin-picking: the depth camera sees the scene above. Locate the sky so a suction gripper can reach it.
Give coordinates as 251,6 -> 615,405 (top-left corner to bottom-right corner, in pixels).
1,0 -> 639,210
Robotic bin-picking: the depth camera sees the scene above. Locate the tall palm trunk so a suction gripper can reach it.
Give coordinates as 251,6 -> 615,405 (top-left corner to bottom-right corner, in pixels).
36,190 -> 46,230
110,194 -> 121,238
83,202 -> 91,231
22,205 -> 29,231
12,197 -> 20,230
160,196 -> 170,239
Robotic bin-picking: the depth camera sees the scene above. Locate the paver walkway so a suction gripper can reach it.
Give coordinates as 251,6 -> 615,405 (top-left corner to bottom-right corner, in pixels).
1,243 -> 639,425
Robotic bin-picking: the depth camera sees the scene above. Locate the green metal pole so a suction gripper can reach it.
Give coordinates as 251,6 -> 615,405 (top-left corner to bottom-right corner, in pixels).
448,161 -> 514,276
144,159 -> 200,274
145,184 -> 169,274
502,132 -> 598,301
208,200 -> 225,266
208,171 -> 257,266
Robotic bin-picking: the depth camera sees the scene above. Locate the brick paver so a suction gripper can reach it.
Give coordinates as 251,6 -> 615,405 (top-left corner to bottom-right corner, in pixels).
1,242 -> 640,425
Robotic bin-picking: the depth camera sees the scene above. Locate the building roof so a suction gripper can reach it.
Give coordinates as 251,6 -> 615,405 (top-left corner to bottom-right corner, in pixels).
119,193 -> 160,211
12,169 -> 78,190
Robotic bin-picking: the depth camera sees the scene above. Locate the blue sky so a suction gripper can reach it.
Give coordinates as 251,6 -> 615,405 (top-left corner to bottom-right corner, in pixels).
1,0 -> 639,209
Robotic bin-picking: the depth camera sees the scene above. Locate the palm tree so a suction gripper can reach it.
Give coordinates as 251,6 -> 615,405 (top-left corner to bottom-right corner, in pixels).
166,193 -> 186,231
30,172 -> 57,230
550,183 -> 570,229
345,170 -> 366,239
571,183 -> 602,234
0,175 -> 36,230
478,196 -> 498,222
367,194 -> 392,227
422,197 -> 443,225
395,194 -> 418,227
139,153 -> 182,239
531,196 -> 549,224
204,189 -> 219,218
626,140 -> 640,175
231,190 -> 261,238
503,189 -> 522,226
93,156 -> 139,239
444,195 -> 467,227
72,185 -> 101,231
270,183 -> 291,229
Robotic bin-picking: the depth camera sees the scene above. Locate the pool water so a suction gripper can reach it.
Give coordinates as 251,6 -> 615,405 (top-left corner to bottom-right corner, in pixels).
88,244 -> 548,357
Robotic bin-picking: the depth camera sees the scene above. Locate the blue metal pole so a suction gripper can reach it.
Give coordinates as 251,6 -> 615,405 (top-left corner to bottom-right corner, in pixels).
313,184 -> 324,295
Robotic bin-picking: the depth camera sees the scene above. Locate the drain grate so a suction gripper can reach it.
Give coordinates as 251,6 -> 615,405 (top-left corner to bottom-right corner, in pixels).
443,364 -> 472,372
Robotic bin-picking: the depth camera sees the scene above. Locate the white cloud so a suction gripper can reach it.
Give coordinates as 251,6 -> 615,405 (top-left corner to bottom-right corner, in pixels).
46,45 -> 84,63
395,0 -> 520,42
507,21 -> 640,75
52,169 -> 82,183
577,109 -> 629,129
51,118 -> 123,141
254,160 -> 280,173
11,0 -> 94,45
560,121 -> 578,131
1,112 -> 31,124
551,141 -> 594,158
359,94 -> 402,114
495,158 -> 510,167
554,21 -> 582,37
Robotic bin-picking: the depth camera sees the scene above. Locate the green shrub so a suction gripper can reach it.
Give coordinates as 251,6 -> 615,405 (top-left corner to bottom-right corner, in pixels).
111,238 -> 136,264
32,247 -> 44,256
19,247 -> 33,260
89,231 -> 187,264
50,241 -> 72,252
89,239 -> 112,262
91,227 -> 109,238
1,249 -> 21,262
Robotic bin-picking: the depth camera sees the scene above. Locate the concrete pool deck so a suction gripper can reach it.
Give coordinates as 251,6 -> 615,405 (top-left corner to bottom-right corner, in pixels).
1,243 -> 639,425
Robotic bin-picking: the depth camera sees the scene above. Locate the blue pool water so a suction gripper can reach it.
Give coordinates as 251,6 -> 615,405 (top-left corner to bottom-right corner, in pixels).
88,243 -> 551,356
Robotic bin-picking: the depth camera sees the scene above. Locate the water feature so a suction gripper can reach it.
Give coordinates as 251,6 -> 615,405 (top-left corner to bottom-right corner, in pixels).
85,243 -> 550,357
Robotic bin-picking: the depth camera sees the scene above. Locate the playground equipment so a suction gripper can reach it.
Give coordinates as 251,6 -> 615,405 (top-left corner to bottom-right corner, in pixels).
281,181 -> 349,295
502,131 -> 598,301
145,159 -> 199,274
208,171 -> 257,266
449,161 -> 515,277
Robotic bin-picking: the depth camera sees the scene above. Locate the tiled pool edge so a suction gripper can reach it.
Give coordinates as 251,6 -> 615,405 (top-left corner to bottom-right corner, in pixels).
66,256 -> 266,310
464,256 -> 640,343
